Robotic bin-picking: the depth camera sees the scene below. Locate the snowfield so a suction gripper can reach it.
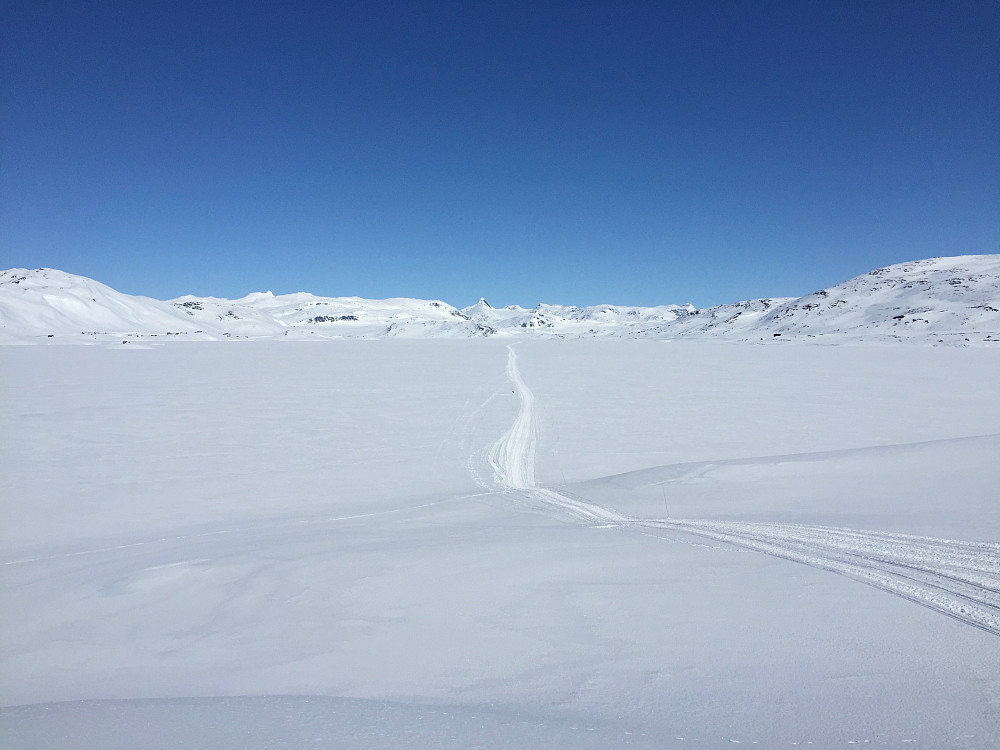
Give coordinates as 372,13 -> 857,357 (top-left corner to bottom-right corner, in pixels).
2,337 -> 999,749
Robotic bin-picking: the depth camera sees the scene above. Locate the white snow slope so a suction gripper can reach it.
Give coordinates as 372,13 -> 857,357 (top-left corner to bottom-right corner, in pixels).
0,268 -> 488,344
2,254 -> 998,344
2,339 -> 999,748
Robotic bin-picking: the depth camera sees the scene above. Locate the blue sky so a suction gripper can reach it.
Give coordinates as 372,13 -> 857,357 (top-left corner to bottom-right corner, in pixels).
2,1 -> 997,307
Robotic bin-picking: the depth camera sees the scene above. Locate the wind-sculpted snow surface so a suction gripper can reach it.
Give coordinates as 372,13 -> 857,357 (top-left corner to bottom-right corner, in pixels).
4,341 -> 1000,748
487,345 -> 1000,636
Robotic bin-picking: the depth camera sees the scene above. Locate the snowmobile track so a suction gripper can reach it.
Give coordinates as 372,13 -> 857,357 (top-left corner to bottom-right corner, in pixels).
644,520 -> 1000,637
484,345 -> 1000,637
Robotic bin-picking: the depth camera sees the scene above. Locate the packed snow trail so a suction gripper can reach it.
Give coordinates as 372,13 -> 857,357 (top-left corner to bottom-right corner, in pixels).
486,345 -> 536,490
643,520 -> 1000,636
486,346 -> 627,524
485,345 -> 1000,636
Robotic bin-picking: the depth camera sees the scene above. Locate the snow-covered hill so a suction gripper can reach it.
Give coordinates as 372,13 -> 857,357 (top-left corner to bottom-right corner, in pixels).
1,255 -> 998,344
669,254 -> 1000,344
0,268 -> 488,343
0,268 -> 207,342
462,254 -> 1000,344
169,290 -> 485,339
460,298 -> 697,337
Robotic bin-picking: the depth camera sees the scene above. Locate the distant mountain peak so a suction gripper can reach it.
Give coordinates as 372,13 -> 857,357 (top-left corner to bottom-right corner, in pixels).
2,255 -> 998,345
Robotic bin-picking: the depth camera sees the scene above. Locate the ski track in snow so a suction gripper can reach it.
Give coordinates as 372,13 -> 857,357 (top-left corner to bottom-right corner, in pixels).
485,345 -> 1000,637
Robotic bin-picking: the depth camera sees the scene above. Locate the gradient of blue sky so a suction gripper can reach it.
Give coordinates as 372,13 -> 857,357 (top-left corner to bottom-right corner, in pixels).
2,1 -> 997,307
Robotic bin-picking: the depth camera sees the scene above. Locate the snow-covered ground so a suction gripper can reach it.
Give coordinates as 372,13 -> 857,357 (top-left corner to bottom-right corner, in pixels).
2,254 -> 999,344
2,339 -> 999,748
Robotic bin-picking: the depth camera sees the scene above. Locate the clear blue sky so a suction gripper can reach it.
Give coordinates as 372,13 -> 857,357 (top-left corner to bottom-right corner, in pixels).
2,1 -> 997,307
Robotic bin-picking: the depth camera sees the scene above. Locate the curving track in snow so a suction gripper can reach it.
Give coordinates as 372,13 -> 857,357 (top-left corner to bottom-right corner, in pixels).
486,346 -> 626,525
486,345 -> 1000,636
486,346 -> 536,490
645,520 -> 1000,636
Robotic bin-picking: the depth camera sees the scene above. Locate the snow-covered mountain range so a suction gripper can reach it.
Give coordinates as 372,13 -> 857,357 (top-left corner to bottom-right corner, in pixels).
1,254 -> 998,344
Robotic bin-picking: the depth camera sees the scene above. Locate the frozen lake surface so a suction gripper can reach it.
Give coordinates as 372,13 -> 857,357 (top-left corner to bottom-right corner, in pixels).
2,340 -> 999,748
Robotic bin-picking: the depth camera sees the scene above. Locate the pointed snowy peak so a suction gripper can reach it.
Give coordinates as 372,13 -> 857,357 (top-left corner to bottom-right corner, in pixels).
461,297 -> 495,316
2,254 -> 997,344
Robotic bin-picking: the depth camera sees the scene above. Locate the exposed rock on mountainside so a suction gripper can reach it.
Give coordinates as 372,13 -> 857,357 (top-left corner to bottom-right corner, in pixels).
665,255 -> 1000,344
1,255 -> 997,344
